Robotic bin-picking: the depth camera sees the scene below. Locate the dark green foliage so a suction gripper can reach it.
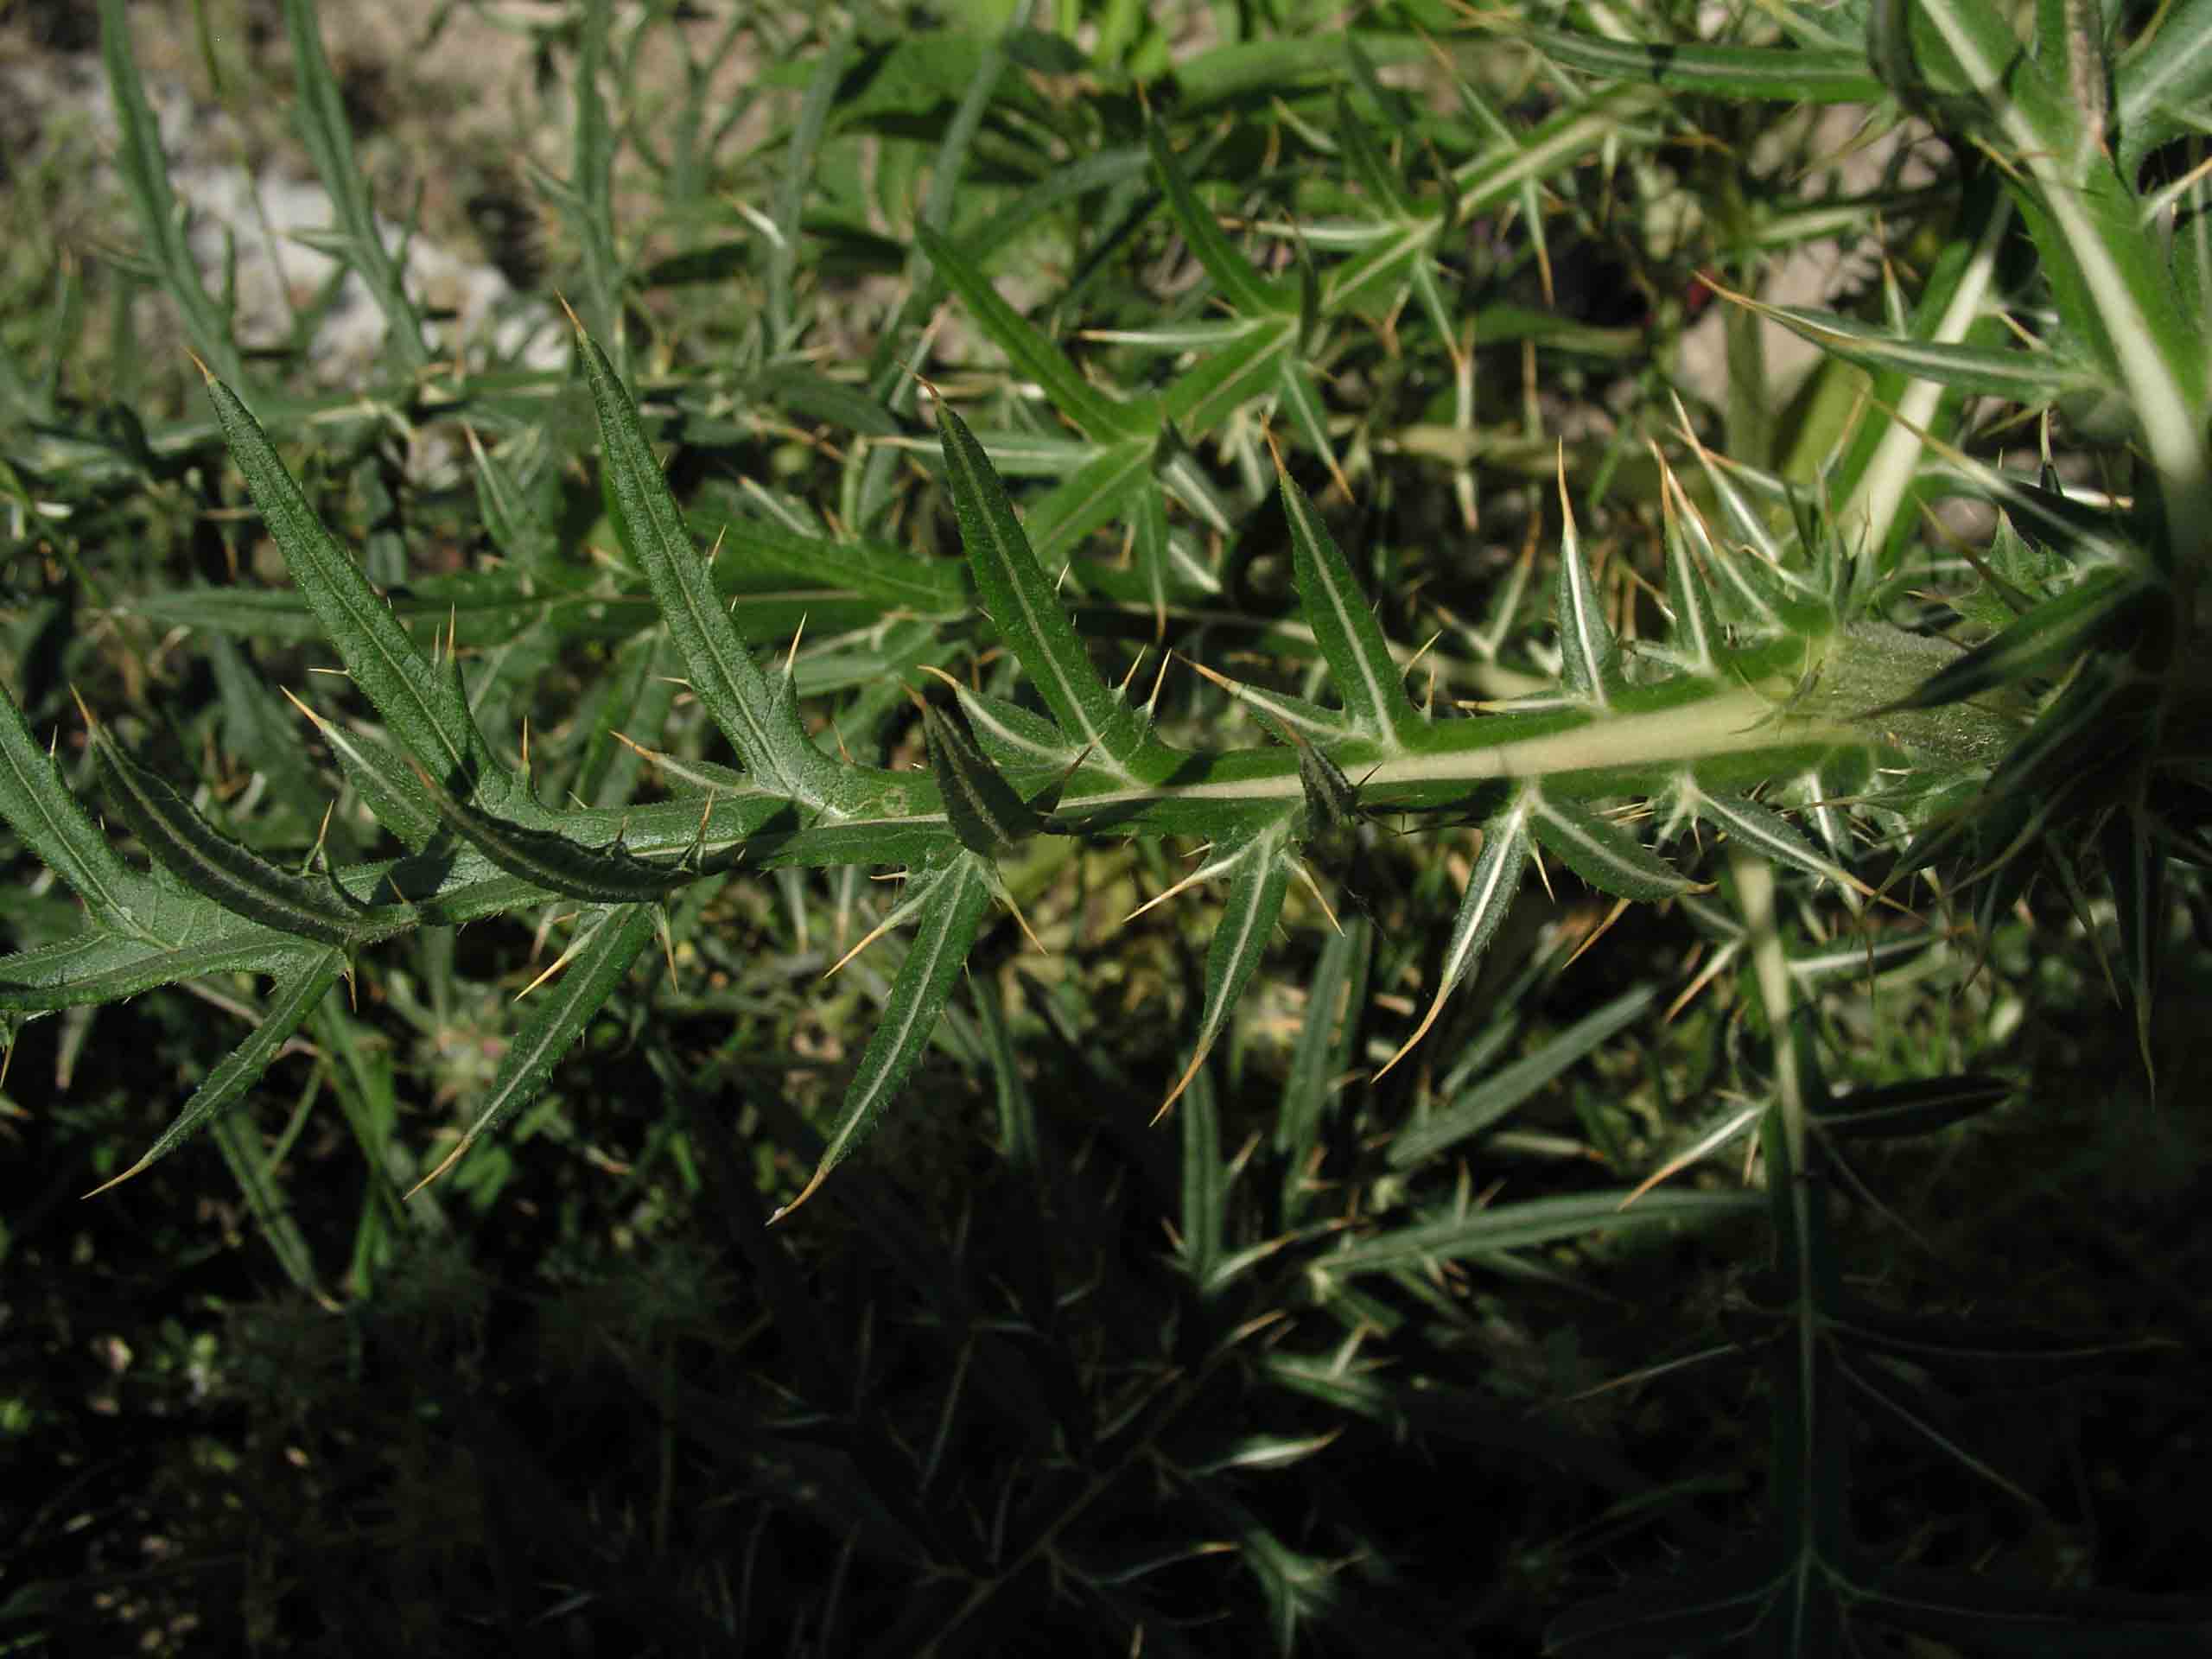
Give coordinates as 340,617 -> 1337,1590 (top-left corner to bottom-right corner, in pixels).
3,0 -> 2210,1654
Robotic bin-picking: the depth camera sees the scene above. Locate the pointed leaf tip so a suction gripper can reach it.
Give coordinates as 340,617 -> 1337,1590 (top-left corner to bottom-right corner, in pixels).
83,1158 -> 151,1200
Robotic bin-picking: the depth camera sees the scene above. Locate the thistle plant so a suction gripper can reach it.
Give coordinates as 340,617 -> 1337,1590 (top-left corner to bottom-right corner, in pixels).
3,0 -> 2207,1651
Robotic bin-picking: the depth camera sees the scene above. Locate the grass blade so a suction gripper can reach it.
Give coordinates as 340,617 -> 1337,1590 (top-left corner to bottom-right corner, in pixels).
1318,1189 -> 1762,1279
98,0 -> 243,384
772,851 -> 995,1222
1389,985 -> 1659,1169
1809,1076 -> 2012,1139
280,0 -> 429,367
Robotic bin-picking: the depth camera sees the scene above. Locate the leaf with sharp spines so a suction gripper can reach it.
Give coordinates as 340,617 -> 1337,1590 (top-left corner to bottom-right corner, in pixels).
918,696 -> 1046,860
282,689 -> 444,849
1274,359 -> 1350,500
1691,788 -> 1866,896
1872,568 -> 2146,715
90,725 -> 391,949
1179,653 -> 1358,746
410,901 -> 658,1196
1274,463 -> 1419,743
772,850 -> 995,1223
1553,451 -> 1617,705
1655,448 -> 1721,675
0,682 -> 156,932
569,313 -> 837,805
1020,437 -> 1154,563
949,684 -> 1083,777
195,372 -> 504,803
1532,793 -> 1706,903
1145,122 -> 1295,320
915,223 -> 1156,443
1160,316 -> 1297,438
1376,795 -> 1532,1080
409,759 -> 741,904
85,945 -> 346,1198
934,403 -> 1150,774
1254,715 -> 1361,856
1,928 -> 308,1014
1156,819 -> 1295,1123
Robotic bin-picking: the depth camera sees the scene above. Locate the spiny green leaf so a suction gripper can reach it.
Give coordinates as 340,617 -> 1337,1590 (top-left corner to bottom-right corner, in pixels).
1554,456 -> 1617,706
98,0 -> 242,383
934,402 -> 1150,774
1872,569 -> 2146,713
1147,123 -> 1294,319
1020,437 -> 1154,562
1275,464 -> 1419,742
1751,297 -> 2110,403
1656,454 -> 1722,675
85,946 -> 346,1197
0,928 -> 305,1014
2115,0 -> 2212,177
915,223 -> 1156,442
919,696 -> 1046,859
1533,793 -> 1704,902
282,690 -> 444,850
1691,788 -> 1865,894
1525,26 -> 1885,101
197,371 -> 502,800
772,850 -> 995,1222
410,759 -> 743,904
1279,721 -> 1363,852
1161,316 -> 1297,437
1375,795 -> 1532,1078
90,724 -> 394,949
0,683 -> 154,933
1157,820 -> 1295,1122
569,313 -> 838,804
410,902 -> 658,1195
280,0 -> 429,366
